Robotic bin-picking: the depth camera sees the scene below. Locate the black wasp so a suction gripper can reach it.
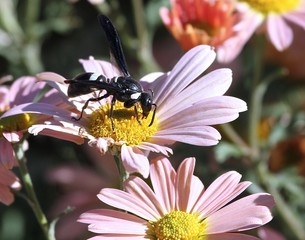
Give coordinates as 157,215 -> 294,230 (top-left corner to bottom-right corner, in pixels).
65,14 -> 157,130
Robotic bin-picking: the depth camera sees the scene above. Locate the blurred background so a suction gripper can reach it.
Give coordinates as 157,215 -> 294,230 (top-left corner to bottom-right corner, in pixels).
1,0 -> 305,239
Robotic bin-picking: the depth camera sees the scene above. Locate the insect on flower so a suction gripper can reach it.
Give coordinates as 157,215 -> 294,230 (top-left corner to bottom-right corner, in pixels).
64,15 -> 157,130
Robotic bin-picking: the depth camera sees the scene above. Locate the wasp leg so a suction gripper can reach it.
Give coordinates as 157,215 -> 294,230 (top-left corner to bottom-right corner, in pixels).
148,103 -> 157,127
72,93 -> 111,121
134,105 -> 142,126
109,96 -> 117,131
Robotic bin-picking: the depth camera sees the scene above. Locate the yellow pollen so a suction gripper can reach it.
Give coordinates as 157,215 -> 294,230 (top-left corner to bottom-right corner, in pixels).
148,211 -> 206,240
89,102 -> 158,146
240,0 -> 301,15
0,113 -> 33,135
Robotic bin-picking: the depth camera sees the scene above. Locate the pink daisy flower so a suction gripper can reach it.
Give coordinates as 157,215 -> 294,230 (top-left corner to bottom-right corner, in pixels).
160,0 -> 259,63
79,157 -> 275,239
237,0 -> 305,51
0,76 -> 67,204
0,76 -> 67,169
31,45 -> 247,177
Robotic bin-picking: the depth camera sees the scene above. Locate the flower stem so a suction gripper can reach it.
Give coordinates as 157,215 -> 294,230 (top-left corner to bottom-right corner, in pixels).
220,123 -> 252,156
131,0 -> 160,74
257,163 -> 305,240
248,36 -> 264,159
247,36 -> 302,239
114,154 -> 129,189
13,142 -> 52,240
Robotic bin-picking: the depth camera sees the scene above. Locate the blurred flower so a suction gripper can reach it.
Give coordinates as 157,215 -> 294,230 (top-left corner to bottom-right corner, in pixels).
0,76 -> 67,168
237,0 -> 305,51
269,135 -> 305,176
79,157 -> 275,239
29,45 -> 247,177
160,0 -> 257,63
47,150 -> 119,240
31,45 -> 247,177
0,75 -> 68,204
0,167 -> 21,205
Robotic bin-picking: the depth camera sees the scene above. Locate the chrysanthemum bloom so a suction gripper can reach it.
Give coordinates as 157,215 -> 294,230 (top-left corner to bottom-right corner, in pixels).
0,76 -> 67,204
31,45 -> 247,177
160,0 -> 258,63
237,0 -> 305,51
0,76 -> 67,169
79,157 -> 275,239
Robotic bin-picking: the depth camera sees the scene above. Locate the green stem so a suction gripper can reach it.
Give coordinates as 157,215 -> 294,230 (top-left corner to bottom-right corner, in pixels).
257,164 -> 305,240
248,36 -> 264,159
131,0 -> 160,74
21,0 -> 43,74
114,154 -> 129,189
220,123 -> 252,156
249,68 -> 288,161
13,142 -> 52,240
247,36 -> 302,239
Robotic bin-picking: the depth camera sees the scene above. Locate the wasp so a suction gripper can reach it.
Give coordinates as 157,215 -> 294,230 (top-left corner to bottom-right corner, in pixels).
65,15 -> 157,130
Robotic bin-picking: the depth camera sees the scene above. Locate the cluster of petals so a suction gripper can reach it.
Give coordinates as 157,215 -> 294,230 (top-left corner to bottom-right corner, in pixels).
79,157 -> 275,239
0,76 -> 66,204
31,45 -> 247,177
160,0 -> 260,63
237,0 -> 305,51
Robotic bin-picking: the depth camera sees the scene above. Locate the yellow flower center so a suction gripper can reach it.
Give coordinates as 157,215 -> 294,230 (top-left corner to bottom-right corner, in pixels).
239,0 -> 301,15
0,113 -> 33,136
148,211 -> 206,240
89,102 -> 158,146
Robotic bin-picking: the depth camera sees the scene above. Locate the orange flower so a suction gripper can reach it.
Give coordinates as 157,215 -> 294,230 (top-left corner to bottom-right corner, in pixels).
160,0 -> 255,63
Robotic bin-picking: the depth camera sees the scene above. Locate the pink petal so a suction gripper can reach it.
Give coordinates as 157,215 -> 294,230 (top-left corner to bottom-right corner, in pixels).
175,157 -> 196,211
159,7 -> 171,26
157,69 -> 233,118
205,193 -> 275,234
152,126 -> 221,146
0,140 -> 17,169
149,157 -> 176,213
192,171 -> 251,218
88,236 -> 145,240
124,176 -> 165,217
217,7 -> 262,63
121,145 -> 150,178
8,76 -> 43,105
160,96 -> 247,128
78,209 -> 147,235
36,72 -> 69,96
2,131 -> 22,142
36,72 -> 66,83
0,185 -> 14,205
98,188 -> 158,221
284,11 -> 305,30
28,124 -> 84,145
267,14 -> 293,51
0,168 -> 21,205
207,233 -> 260,240
79,57 -> 121,78
138,142 -> 173,156
1,102 -> 72,120
153,45 -> 216,106
258,227 -> 285,240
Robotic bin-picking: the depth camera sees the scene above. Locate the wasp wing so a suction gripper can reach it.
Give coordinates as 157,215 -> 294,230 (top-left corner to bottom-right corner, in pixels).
98,14 -> 130,77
